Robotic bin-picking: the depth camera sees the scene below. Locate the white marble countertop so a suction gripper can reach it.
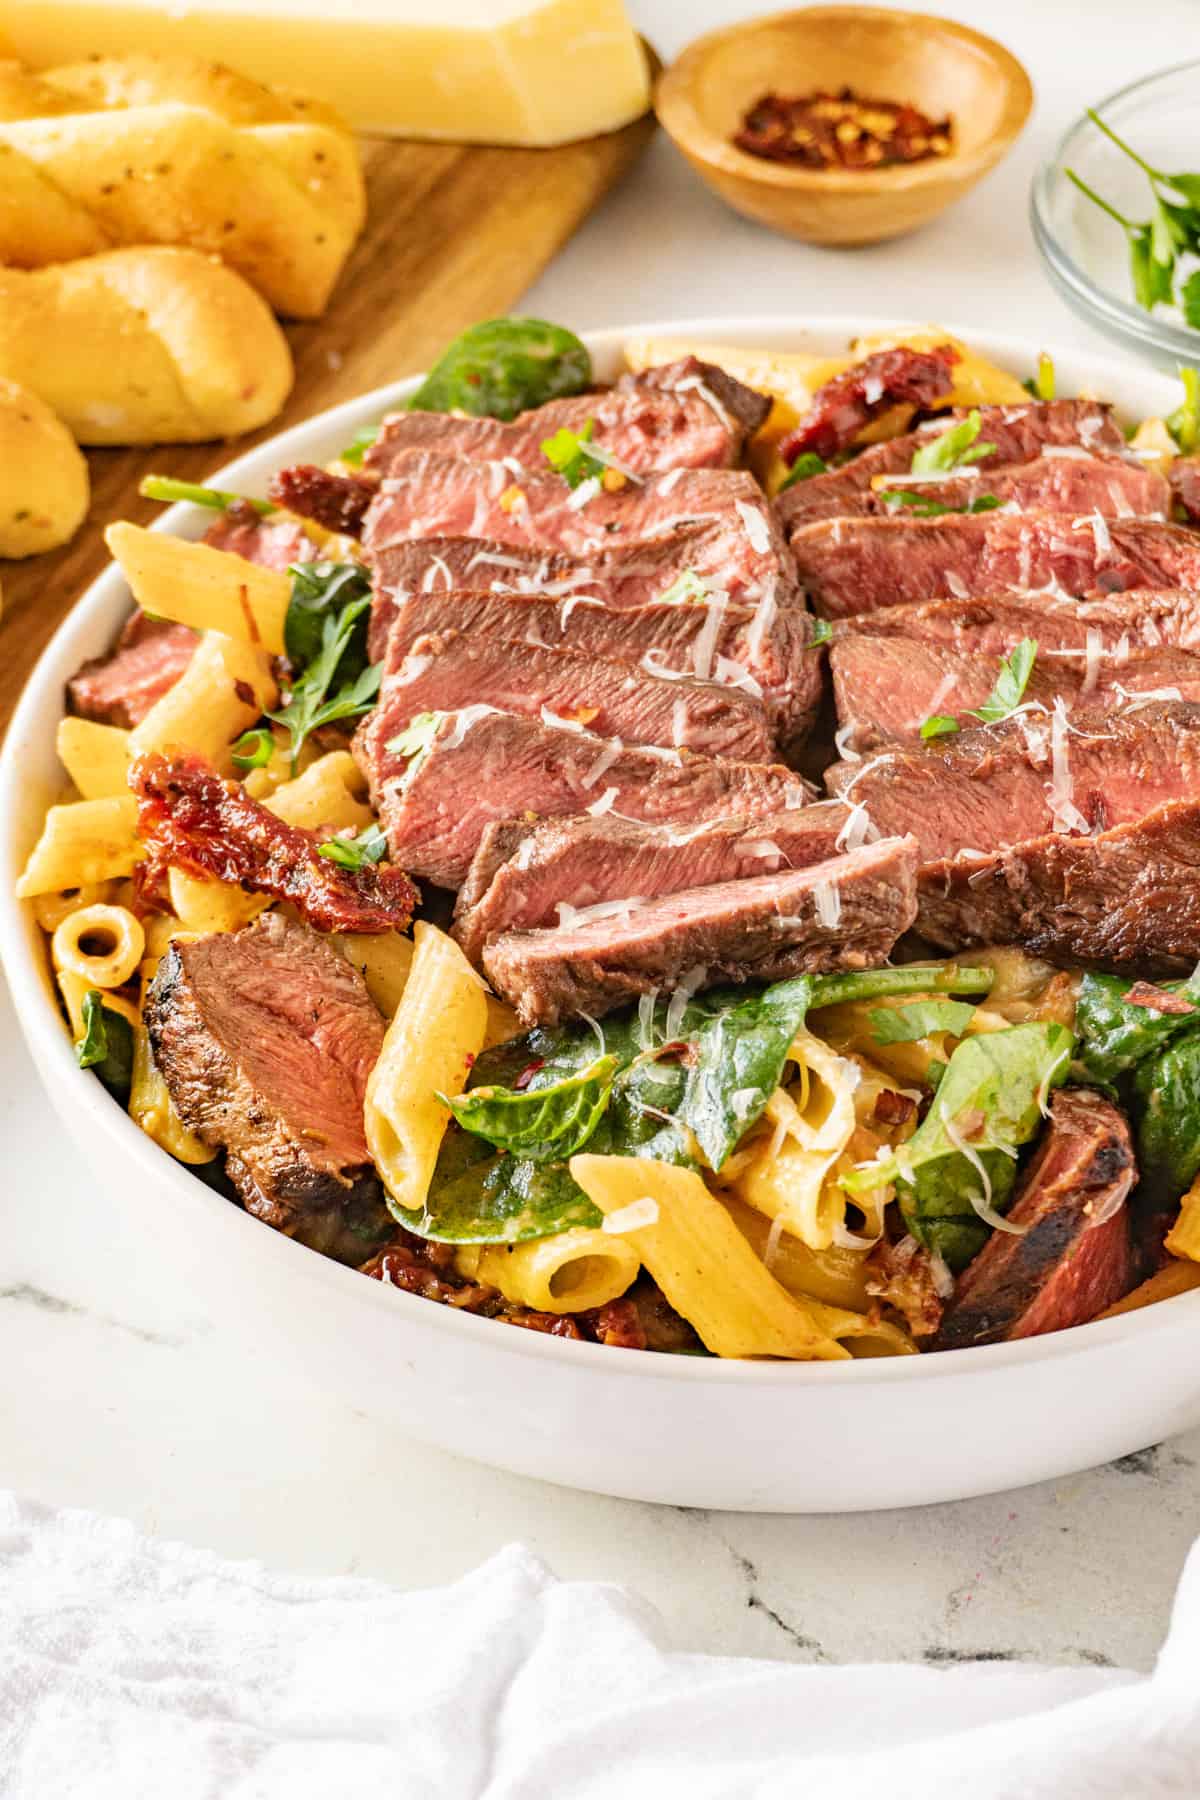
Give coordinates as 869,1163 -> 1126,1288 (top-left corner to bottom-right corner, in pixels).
4,0 -> 1200,1674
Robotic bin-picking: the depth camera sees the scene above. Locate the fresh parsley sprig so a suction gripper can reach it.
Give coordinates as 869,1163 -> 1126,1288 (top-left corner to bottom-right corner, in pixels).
1066,112 -> 1200,326
910,409 -> 996,476
541,418 -> 606,489
919,638 -> 1038,740
269,597 -> 381,773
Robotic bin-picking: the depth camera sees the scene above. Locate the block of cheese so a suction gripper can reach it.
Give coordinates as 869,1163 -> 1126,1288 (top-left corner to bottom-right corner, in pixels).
0,0 -> 652,145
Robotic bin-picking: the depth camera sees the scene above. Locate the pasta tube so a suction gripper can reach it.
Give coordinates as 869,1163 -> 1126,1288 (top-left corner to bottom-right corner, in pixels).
16,795 -> 140,895
722,1195 -> 872,1311
264,751 -> 373,833
55,717 -> 131,799
56,966 -> 139,1041
456,1228 -> 640,1315
128,629 -> 276,772
333,931 -> 413,1017
569,1155 -> 850,1360
166,868 -> 267,936
730,1031 -> 860,1250
105,523 -> 290,654
365,922 -> 487,1217
30,881 -> 118,933
1166,1173 -> 1200,1265
52,901 -> 144,990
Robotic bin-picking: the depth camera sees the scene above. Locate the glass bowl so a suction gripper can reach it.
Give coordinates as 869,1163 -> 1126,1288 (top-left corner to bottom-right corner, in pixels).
1031,59 -> 1200,370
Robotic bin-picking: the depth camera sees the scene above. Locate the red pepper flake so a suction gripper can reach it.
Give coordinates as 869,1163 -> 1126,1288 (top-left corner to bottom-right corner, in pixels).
733,88 -> 953,172
1123,981 -> 1195,1015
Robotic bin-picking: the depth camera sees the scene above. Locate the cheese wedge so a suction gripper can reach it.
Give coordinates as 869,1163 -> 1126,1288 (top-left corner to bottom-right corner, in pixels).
0,0 -> 652,145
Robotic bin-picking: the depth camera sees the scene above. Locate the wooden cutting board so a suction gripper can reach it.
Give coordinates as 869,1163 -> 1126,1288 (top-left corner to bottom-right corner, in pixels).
0,96 -> 658,726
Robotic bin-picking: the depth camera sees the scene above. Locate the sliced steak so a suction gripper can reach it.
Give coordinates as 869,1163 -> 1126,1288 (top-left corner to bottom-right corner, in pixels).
481,835 -> 919,1027
917,797 -> 1200,974
66,611 -> 197,728
778,345 -> 958,462
131,750 -> 418,934
377,626 -> 775,761
268,465 -> 375,537
776,398 -> 1126,528
452,802 -> 857,962
818,451 -> 1167,522
202,500 -> 318,570
933,1089 -> 1135,1349
837,589 -> 1200,659
356,708 -> 812,889
830,634 -> 1200,750
363,456 -> 787,577
145,913 -> 391,1263
789,513 -> 1200,620
377,583 -> 822,756
365,357 -> 769,479
824,701 -> 1200,861
1171,455 -> 1200,524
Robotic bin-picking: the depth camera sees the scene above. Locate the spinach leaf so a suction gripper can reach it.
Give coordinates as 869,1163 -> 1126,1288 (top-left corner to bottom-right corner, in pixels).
541,418 -> 605,489
1076,968 -> 1200,1089
1134,1032 -> 1200,1204
841,1022 -> 1073,1269
339,424 -> 381,468
408,317 -> 591,421
283,561 -> 372,674
910,410 -> 995,476
673,975 -> 814,1172
445,1054 -> 620,1163
139,475 -> 271,515
779,451 -> 829,490
317,823 -> 389,870
75,991 -> 134,1101
868,998 -> 978,1044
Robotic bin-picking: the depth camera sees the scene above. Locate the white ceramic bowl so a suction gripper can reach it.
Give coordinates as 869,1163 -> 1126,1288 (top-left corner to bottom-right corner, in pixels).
4,318 -> 1199,1513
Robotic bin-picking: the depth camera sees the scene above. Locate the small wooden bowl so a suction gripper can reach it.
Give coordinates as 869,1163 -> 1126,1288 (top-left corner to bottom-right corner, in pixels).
655,6 -> 1033,246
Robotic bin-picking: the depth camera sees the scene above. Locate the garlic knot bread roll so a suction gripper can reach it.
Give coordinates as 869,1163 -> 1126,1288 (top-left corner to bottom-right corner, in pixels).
0,248 -> 294,444
0,376 -> 88,557
0,51 -> 365,318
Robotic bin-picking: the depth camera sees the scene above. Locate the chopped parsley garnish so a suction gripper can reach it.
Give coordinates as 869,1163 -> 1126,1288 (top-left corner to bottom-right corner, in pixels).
317,823 -> 389,870
268,596 -> 380,773
1066,113 -> 1200,321
139,475 -> 271,515
386,711 -> 440,760
659,570 -> 710,605
920,714 -> 960,740
910,409 -> 996,476
231,727 -> 275,771
541,418 -> 606,488
779,451 -> 829,491
918,638 -> 1038,740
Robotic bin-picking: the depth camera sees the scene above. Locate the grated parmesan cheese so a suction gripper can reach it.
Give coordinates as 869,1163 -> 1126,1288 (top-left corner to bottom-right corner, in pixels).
580,737 -> 623,788
664,964 -> 707,1040
1045,698 -> 1090,834
813,879 -> 842,927
555,895 -> 645,929
734,499 -> 772,555
566,476 -> 602,512
586,786 -> 619,816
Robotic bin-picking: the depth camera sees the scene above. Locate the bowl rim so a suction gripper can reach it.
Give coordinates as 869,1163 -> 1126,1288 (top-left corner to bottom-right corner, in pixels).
3,311 -> 1198,1391
1030,56 -> 1200,364
655,4 -> 1034,193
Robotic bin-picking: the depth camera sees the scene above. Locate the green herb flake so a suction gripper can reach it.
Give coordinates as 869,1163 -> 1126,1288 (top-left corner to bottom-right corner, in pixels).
231,727 -> 275,772
868,998 -> 978,1044
877,488 -> 1001,518
541,417 -> 605,489
806,617 -> 834,648
920,714 -> 960,740
910,409 -> 996,476
385,710 -> 441,762
317,822 -> 389,870
1024,353 -> 1056,401
1169,367 -> 1200,455
658,570 -> 710,606
967,637 -> 1038,725
340,423 -> 380,467
268,596 -> 380,773
138,475 -> 271,515
779,451 -> 829,491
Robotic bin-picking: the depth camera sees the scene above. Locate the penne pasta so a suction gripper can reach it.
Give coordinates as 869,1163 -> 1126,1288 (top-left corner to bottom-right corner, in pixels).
105,522 -> 291,655
16,796 -> 140,896
166,868 -> 268,937
729,1031 -> 861,1250
456,1227 -> 640,1315
1165,1175 -> 1200,1265
31,881 -> 119,933
52,902 -> 145,990
56,966 -> 140,1043
332,931 -> 414,1017
55,717 -> 132,799
365,922 -> 488,1218
722,1195 -> 873,1311
264,751 -> 373,834
128,630 -> 277,774
570,1155 -> 850,1360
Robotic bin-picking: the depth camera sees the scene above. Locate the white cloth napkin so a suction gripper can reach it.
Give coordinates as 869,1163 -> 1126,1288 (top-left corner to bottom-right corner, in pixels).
1,1491 -> 1197,1800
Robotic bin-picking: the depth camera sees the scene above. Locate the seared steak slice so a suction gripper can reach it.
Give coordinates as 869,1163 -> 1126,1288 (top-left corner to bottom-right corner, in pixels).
917,798 -> 1200,974
813,452 -> 1166,522
824,701 -> 1200,861
933,1089 -> 1135,1349
452,802 -> 857,962
357,708 -> 811,889
145,913 -> 390,1263
131,751 -> 418,934
776,398 -> 1125,528
67,611 -> 197,728
378,583 -> 822,756
365,357 -> 769,479
378,626 -> 776,760
202,501 -> 318,569
364,456 -> 787,575
830,634 -> 1200,750
789,513 -> 1200,620
779,345 -> 958,462
1171,455 -> 1200,524
268,465 -> 375,536
481,835 -> 919,1027
837,589 -> 1200,659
